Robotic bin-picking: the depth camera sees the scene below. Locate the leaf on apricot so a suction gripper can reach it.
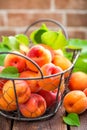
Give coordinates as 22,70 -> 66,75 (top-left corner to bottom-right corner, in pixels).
63,113 -> 80,126
0,66 -> 19,78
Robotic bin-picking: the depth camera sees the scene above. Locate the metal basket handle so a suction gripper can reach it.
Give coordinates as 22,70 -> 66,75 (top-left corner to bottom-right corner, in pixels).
24,18 -> 68,39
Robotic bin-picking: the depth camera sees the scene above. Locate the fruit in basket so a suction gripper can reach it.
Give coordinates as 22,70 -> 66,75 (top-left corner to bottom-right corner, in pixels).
19,93 -> 47,118
20,70 -> 41,93
68,71 -> 87,91
38,89 -> 61,108
38,63 -> 64,91
26,45 -> 52,72
0,66 -> 7,94
52,54 -> 72,77
53,49 -> 64,56
83,88 -> 87,96
63,90 -> 87,114
0,95 -> 17,111
3,80 -> 31,106
4,52 -> 26,73
40,44 -> 54,59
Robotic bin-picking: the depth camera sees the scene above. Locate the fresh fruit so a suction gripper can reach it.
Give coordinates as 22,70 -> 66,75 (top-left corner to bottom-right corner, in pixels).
26,45 -> 52,72
63,90 -> 87,114
0,95 -> 17,111
38,89 -> 61,108
3,80 -> 31,106
52,54 -> 72,77
40,44 -> 54,59
0,66 -> 7,94
38,63 -> 64,91
19,93 -> 47,118
53,49 -> 64,56
68,71 -> 87,91
4,52 -> 26,73
20,70 -> 41,93
83,88 -> 87,96
19,44 -> 29,55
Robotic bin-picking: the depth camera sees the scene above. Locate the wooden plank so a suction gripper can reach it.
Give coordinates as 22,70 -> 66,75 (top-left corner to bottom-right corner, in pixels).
13,106 -> 67,130
70,110 -> 87,130
0,115 -> 12,130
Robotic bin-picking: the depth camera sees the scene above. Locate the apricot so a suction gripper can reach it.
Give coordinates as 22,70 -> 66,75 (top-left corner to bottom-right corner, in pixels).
63,90 -> 87,114
19,93 -> 47,118
83,88 -> 87,96
4,53 -> 26,72
0,66 -> 7,94
26,45 -> 52,72
53,49 -> 64,56
20,70 -> 41,93
68,71 -> 87,91
0,95 -> 16,111
38,63 -> 64,91
3,80 -> 31,106
52,54 -> 72,77
40,44 -> 54,59
38,89 -> 61,108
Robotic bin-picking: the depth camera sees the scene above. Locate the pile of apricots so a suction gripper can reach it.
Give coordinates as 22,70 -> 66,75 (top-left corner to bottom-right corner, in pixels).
0,44 -> 87,118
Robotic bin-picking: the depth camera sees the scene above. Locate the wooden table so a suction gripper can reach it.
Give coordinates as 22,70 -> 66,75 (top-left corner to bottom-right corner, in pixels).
0,106 -> 87,130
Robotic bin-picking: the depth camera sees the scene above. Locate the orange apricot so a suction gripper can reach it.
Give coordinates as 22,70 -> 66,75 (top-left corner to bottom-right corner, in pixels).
20,70 -> 41,93
63,90 -> 87,114
52,54 -> 72,77
83,88 -> 87,96
19,93 -> 47,118
26,45 -> 52,72
4,53 -> 26,73
68,71 -> 87,91
3,80 -> 31,106
0,94 -> 16,111
38,63 -> 64,91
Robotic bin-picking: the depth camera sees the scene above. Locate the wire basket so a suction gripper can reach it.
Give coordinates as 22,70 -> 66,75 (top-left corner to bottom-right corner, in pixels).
0,19 -> 81,121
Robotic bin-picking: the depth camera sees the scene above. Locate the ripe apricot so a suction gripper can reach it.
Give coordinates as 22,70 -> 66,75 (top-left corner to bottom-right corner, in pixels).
38,63 -> 64,91
68,71 -> 87,91
4,53 -> 26,72
83,88 -> 87,96
0,95 -> 16,111
63,90 -> 87,114
20,70 -> 41,93
3,80 -> 31,106
19,94 -> 47,118
26,45 -> 52,72
0,66 -> 7,94
52,54 -> 72,77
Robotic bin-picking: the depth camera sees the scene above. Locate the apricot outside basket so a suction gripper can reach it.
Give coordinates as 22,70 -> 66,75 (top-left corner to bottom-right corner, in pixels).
0,19 -> 81,121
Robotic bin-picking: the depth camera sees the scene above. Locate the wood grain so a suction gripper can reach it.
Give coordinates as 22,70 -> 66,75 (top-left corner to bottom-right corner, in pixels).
0,115 -> 11,130
70,110 -> 87,130
12,106 -> 67,130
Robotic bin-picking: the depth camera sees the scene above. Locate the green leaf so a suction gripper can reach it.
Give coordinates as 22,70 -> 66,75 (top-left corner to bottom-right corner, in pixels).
0,43 -> 11,52
15,34 -> 29,46
66,39 -> 87,74
0,54 -> 6,66
63,113 -> 80,126
30,23 -> 48,44
74,52 -> 87,73
67,39 -> 87,51
2,36 -> 19,50
0,66 -> 19,78
52,30 -> 68,49
41,31 -> 58,46
41,30 -> 68,49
